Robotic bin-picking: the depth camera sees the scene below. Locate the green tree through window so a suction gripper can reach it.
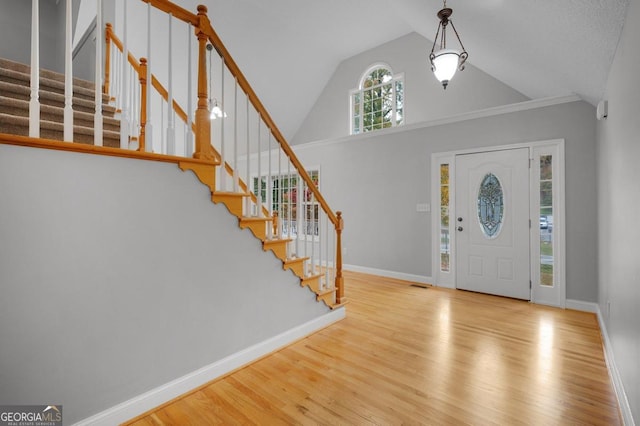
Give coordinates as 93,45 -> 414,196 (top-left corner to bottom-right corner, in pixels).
351,65 -> 404,134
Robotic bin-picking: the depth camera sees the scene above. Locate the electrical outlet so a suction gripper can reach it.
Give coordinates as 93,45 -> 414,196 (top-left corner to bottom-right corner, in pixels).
416,203 -> 430,212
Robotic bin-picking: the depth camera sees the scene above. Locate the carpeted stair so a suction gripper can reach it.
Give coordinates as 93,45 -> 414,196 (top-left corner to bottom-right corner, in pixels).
0,57 -> 120,147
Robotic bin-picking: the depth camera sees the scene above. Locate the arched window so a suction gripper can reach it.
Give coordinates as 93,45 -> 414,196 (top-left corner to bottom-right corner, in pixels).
350,64 -> 404,135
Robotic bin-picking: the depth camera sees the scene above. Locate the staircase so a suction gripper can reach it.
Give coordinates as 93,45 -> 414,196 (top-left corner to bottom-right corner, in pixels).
211,192 -> 342,309
0,56 -> 343,310
0,58 -> 120,146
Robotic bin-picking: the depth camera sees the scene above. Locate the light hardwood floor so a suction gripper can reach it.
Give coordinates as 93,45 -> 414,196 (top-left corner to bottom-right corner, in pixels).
125,271 -> 621,425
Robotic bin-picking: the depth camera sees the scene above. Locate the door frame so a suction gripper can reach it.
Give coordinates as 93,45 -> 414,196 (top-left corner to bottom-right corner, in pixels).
430,139 -> 566,307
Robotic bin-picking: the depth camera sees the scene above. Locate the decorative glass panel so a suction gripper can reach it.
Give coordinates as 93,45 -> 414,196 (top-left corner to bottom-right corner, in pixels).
540,155 -> 553,286
440,164 -> 450,272
477,173 -> 504,238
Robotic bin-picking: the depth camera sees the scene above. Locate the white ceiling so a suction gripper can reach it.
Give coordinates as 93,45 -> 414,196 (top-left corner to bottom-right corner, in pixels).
198,0 -> 629,140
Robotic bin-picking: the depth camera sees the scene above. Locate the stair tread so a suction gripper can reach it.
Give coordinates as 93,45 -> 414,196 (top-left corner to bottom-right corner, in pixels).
263,238 -> 293,246
240,216 -> 273,223
0,96 -> 121,125
0,113 -> 120,136
213,191 -> 251,197
316,287 -> 336,296
0,58 -> 98,91
0,81 -> 115,115
301,273 -> 323,281
284,256 -> 309,264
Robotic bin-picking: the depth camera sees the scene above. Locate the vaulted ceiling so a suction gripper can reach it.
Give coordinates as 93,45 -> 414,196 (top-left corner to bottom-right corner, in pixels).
187,0 -> 629,139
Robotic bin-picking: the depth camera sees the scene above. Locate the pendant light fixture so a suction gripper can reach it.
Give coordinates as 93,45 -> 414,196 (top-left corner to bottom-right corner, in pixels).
429,0 -> 468,89
206,43 -> 226,119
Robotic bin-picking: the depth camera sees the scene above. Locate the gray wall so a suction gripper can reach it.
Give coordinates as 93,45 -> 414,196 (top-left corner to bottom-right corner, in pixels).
0,0 -> 67,73
597,0 -> 640,421
0,144 -> 329,424
291,32 -> 529,145
294,99 -> 597,302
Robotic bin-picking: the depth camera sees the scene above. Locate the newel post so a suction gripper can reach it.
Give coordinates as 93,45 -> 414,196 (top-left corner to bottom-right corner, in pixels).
138,57 -> 148,152
193,5 -> 215,161
104,23 -> 112,96
335,211 -> 345,304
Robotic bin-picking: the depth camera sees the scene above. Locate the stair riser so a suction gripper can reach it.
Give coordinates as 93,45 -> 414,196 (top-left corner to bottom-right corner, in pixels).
0,105 -> 120,133
0,122 -> 120,148
0,75 -> 99,104
1,89 -> 113,116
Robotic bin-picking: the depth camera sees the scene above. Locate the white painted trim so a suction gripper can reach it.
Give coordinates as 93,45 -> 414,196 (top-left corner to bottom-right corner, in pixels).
596,306 -> 636,426
529,141 -> 567,308
431,153 -> 455,289
565,299 -> 598,313
72,308 -> 346,426
344,263 -> 431,285
295,95 -> 583,150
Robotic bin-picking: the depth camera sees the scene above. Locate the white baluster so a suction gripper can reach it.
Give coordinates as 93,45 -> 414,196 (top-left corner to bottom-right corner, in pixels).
245,101 -> 251,215
130,70 -> 138,148
63,0 -> 73,142
29,0 -> 40,138
185,23 -> 193,157
219,58 -> 226,191
120,0 -> 130,149
93,0 -> 103,146
303,180 -> 308,275
166,13 -> 175,155
278,145 -> 282,238
267,132 -> 272,239
296,173 -> 302,258
245,95 -> 251,216
311,191 -> 316,275
233,79 -> 239,192
287,158 -> 292,255
325,212 -> 330,290
113,50 -> 120,111
257,116 -> 262,216
146,2 -> 153,152
161,100 -> 166,154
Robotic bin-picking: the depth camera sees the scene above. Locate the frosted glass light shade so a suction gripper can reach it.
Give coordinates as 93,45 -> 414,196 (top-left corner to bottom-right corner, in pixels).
432,48 -> 461,88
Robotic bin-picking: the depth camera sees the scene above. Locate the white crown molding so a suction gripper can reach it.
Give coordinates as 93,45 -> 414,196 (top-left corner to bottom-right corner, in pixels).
294,95 -> 583,151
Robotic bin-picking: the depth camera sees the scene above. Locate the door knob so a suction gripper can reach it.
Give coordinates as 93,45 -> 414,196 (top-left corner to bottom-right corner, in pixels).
457,226 -> 463,232
457,217 -> 463,222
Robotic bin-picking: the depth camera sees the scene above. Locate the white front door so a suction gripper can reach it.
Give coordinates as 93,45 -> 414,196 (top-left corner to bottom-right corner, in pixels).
455,148 -> 530,300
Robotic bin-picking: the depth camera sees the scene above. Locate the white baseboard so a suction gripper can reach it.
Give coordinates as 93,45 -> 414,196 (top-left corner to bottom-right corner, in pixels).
343,264 -> 432,285
596,306 -> 636,426
566,299 -> 598,313
73,308 -> 346,426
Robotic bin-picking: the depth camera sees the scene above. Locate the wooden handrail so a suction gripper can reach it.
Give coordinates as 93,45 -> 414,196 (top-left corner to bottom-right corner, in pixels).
141,0 -> 199,27
106,1 -> 343,303
138,2 -> 337,226
105,24 -> 141,74
106,22 -> 269,216
197,13 -> 338,226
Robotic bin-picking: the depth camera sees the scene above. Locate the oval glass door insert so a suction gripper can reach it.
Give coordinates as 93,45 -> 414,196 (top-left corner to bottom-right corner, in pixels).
477,173 -> 504,238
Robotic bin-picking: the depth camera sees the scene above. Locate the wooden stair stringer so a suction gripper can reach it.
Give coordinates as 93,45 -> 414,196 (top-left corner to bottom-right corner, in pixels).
262,238 -> 292,262
179,161 -> 218,193
239,216 -> 272,241
212,191 -> 248,218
